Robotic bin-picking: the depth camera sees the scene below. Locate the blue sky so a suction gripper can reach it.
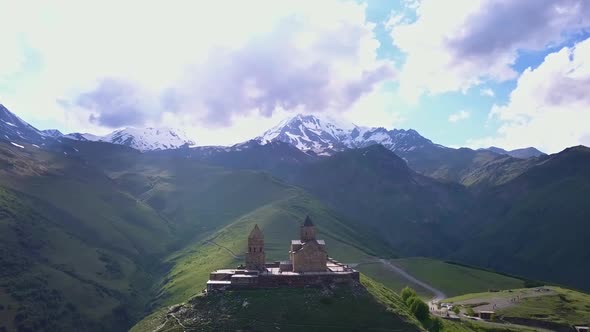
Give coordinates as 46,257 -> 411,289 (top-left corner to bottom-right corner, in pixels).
1,0 -> 590,152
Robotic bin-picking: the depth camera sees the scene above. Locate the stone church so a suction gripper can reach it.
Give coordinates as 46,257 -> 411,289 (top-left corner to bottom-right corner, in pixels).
246,216 -> 328,273
206,216 -> 358,291
288,216 -> 328,272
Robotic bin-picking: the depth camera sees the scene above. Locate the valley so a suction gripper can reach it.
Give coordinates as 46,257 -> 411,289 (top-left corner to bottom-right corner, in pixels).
0,105 -> 589,331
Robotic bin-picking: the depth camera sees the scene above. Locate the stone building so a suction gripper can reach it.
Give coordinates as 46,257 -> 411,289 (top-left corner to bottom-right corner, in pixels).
206,216 -> 359,291
289,216 -> 327,272
245,224 -> 265,270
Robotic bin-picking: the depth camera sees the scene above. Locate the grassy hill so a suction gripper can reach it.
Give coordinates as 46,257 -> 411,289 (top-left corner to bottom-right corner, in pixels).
445,286 -> 590,328
131,276 -> 422,332
0,141 -> 394,331
0,142 -> 174,331
152,191 -> 393,308
358,258 -> 526,298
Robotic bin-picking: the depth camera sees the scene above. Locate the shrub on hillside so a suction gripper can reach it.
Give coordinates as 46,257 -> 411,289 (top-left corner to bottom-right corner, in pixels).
409,298 -> 429,322
401,286 -> 417,302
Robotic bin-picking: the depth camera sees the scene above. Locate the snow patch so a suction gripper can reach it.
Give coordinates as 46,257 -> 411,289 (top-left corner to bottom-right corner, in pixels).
10,142 -> 24,149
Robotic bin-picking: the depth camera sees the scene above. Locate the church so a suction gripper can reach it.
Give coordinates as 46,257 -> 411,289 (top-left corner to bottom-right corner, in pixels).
206,216 -> 359,291
246,216 -> 328,273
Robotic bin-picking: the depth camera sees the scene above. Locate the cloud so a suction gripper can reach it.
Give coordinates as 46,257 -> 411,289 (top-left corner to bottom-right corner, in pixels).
390,0 -> 590,102
480,88 -> 495,97
74,78 -> 157,128
2,0 -> 394,132
469,37 -> 590,153
448,110 -> 470,123
161,17 -> 395,127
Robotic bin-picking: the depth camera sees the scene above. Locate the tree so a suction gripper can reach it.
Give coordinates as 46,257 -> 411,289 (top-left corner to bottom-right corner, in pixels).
409,297 -> 429,322
429,317 -> 444,332
406,296 -> 420,307
465,307 -> 475,316
452,306 -> 460,315
401,287 -> 417,302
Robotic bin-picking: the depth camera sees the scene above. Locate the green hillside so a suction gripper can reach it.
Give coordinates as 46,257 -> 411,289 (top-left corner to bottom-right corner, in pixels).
131,276 -> 421,332
393,258 -> 526,297
457,146 -> 590,292
445,286 -> 590,328
0,141 -> 394,331
358,258 -> 526,298
283,145 -> 478,257
152,191 -> 392,307
0,143 -> 174,331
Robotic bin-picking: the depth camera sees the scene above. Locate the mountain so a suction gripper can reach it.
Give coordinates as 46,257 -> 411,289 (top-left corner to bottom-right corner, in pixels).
255,114 -> 511,184
0,104 -> 47,145
0,138 -> 396,331
257,114 -> 356,153
481,146 -> 545,159
63,132 -> 101,141
281,145 -> 477,256
257,114 -> 440,156
66,127 -> 195,151
40,129 -> 63,138
457,146 -> 590,291
0,140 -> 175,331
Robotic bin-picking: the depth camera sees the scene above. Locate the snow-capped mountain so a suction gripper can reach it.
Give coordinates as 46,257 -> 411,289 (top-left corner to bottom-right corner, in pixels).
0,104 -> 47,144
258,114 -> 356,153
256,114 -> 440,156
65,127 -> 195,152
102,127 -> 195,151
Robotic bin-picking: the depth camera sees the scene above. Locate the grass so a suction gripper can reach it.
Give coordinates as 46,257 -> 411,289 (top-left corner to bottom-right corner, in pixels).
497,287 -> 590,326
131,276 -> 422,332
358,257 -> 526,300
357,262 -> 434,298
394,258 -> 525,297
442,319 -> 538,332
153,192 -> 387,307
446,287 -> 590,327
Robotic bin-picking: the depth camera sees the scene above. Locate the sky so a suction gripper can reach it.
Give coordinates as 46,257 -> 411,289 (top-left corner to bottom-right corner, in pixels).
1,0 -> 590,153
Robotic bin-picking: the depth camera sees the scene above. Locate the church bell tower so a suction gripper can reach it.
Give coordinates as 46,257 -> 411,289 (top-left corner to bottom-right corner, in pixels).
245,224 -> 266,271
300,216 -> 316,242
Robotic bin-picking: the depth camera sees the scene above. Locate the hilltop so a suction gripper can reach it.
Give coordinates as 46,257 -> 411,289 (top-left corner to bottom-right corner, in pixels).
131,277 -> 422,332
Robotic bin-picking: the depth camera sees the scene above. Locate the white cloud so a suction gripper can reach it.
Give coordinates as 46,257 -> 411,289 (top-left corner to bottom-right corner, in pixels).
390,0 -> 590,103
469,37 -> 590,153
448,110 -> 470,123
480,88 -> 495,97
0,0 -> 394,143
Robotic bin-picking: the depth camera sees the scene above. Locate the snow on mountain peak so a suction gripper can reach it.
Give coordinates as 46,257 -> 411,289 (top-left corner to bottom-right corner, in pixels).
256,113 -> 435,155
63,127 -> 195,151
257,114 -> 359,152
100,127 -> 195,152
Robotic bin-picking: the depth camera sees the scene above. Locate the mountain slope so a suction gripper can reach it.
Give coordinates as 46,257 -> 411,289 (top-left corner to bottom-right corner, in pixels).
255,114 -> 521,184
482,146 -> 545,159
281,145 -> 478,256
101,127 -> 195,151
0,104 -> 47,145
257,113 -> 440,157
40,129 -> 63,138
131,276 -> 421,332
457,146 -> 590,292
0,141 -> 175,332
65,127 -> 195,151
